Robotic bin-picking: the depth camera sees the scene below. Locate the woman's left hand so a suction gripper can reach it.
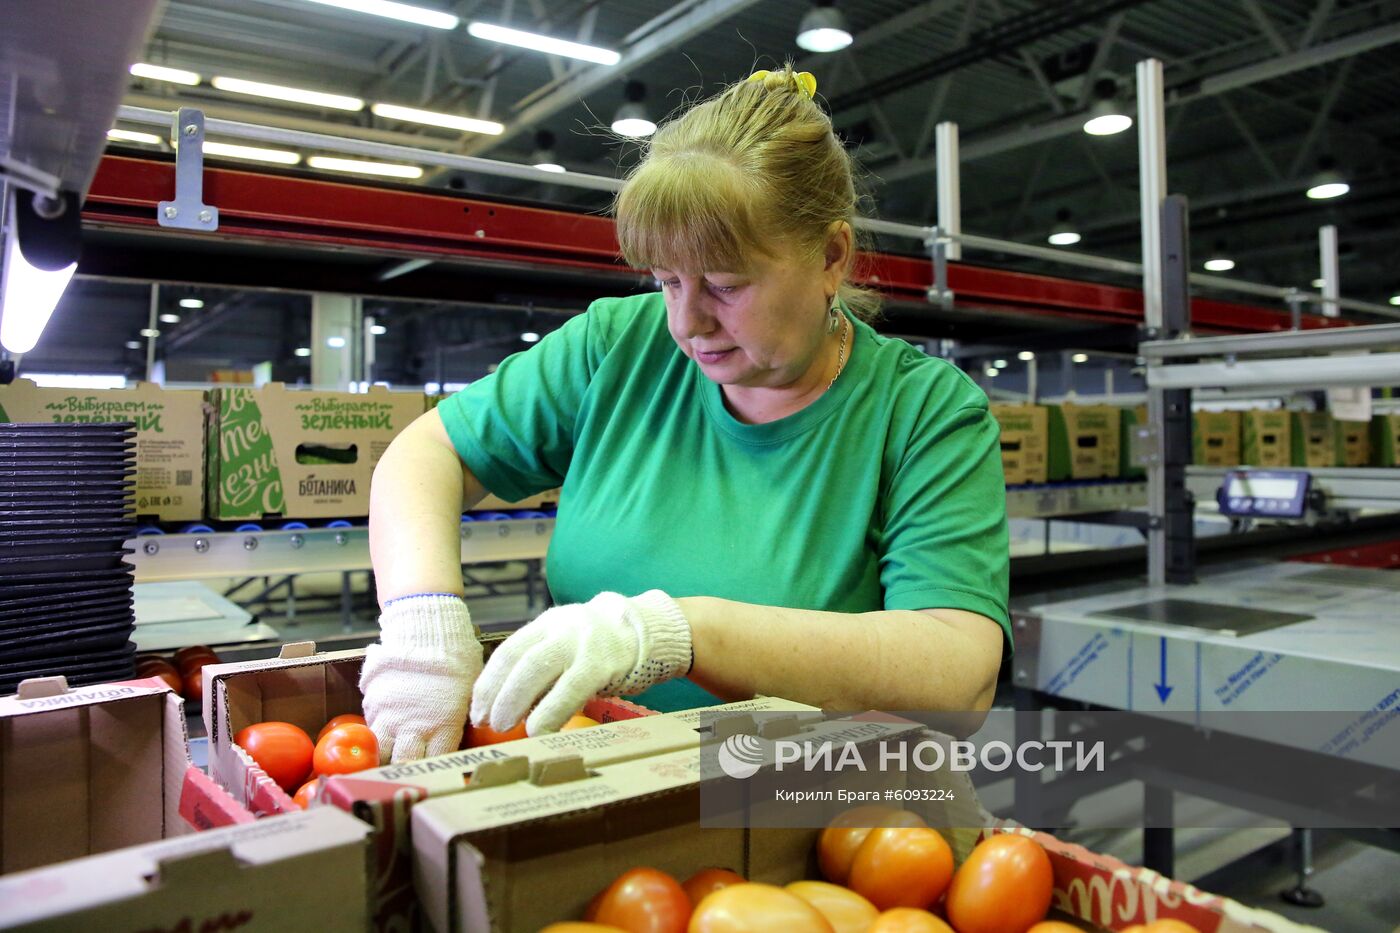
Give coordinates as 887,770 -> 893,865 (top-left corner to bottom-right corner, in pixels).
470,590 -> 692,735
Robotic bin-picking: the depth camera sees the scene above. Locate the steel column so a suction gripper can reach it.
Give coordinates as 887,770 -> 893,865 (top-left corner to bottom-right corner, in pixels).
935,122 -> 962,261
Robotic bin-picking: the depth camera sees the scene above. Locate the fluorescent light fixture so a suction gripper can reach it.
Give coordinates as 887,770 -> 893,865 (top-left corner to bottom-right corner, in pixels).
1203,258 -> 1235,272
295,347 -> 312,357
796,3 -> 853,53
370,324 -> 388,335
159,313 -> 181,324
180,298 -> 204,309
130,62 -> 200,85
1018,351 -> 1035,361
1072,352 -> 1089,363
211,76 -> 363,111
107,128 -> 162,145
140,328 -> 160,338
983,366 -> 998,378
26,373 -> 128,389
303,0 -> 458,29
534,162 -> 566,173
0,230 -> 78,355
1305,180 -> 1349,200
307,156 -> 423,178
203,141 -> 302,164
370,102 -> 503,136
1311,278 -> 1325,288
1047,229 -> 1080,246
126,340 -> 142,350
326,335 -> 347,348
521,331 -> 541,343
467,21 -> 620,65
993,359 -> 1008,369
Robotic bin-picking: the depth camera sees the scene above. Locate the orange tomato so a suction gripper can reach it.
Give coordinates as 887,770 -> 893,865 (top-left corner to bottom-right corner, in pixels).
174,645 -> 219,672
784,881 -> 878,933
1026,923 -> 1085,933
687,883 -> 834,933
234,721 -> 314,792
847,827 -> 955,911
540,925 -> 628,932
682,868 -> 745,907
293,777 -> 320,809
945,835 -> 1053,933
135,659 -> 182,694
1143,922 -> 1200,933
313,723 -> 379,776
816,806 -> 926,884
868,908 -> 956,933
464,720 -> 530,747
562,714 -> 601,731
317,713 -> 367,742
180,663 -> 210,701
587,867 -> 691,933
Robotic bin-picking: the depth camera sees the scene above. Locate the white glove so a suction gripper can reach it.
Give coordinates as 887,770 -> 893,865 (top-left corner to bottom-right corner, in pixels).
470,590 -> 691,737
359,594 -> 483,764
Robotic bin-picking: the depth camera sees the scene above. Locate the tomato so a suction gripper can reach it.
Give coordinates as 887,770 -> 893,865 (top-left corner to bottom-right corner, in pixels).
586,867 -> 691,933
135,660 -> 182,694
464,720 -> 530,747
817,806 -> 926,884
784,881 -> 877,933
687,883 -> 834,933
682,868 -> 745,907
945,834 -> 1053,933
847,827 -> 954,911
180,662 -> 211,701
293,777 -> 320,809
175,645 -> 219,672
540,925 -> 628,932
1143,922 -> 1200,933
234,721 -> 314,792
313,723 -> 379,776
868,908 -> 956,933
1026,923 -> 1084,933
317,713 -> 367,742
562,714 -> 601,731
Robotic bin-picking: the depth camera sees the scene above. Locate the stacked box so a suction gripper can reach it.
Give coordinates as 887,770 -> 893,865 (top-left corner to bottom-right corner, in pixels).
1291,411 -> 1336,468
1242,410 -> 1291,466
1194,411 -> 1243,467
1119,404 -> 1147,480
0,379 -> 206,521
1048,404 -> 1121,479
1334,420 -> 1371,467
990,404 -> 1050,485
1372,413 -> 1400,466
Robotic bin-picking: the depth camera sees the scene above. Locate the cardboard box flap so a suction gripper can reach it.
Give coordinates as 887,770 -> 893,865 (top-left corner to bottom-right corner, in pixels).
0,679 -> 170,719
203,647 -> 365,745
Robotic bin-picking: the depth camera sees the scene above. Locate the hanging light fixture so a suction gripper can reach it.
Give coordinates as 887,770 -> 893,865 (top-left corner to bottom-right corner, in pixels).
531,130 -> 566,172
796,1 -> 853,53
1203,240 -> 1235,272
1305,156 -> 1349,200
612,81 -> 657,138
1047,208 -> 1081,246
1083,78 -> 1132,136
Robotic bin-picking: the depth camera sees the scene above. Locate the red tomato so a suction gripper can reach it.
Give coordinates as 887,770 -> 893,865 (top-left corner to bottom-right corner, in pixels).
317,713 -> 367,742
136,662 -> 182,694
1143,922 -> 1200,933
945,834 -> 1053,933
682,869 -> 745,907
687,883 -> 834,933
464,720 -> 530,747
561,714 -> 601,731
784,881 -> 878,933
540,925 -> 628,932
174,645 -> 219,672
868,908 -> 956,933
817,806 -> 926,884
1026,923 -> 1085,933
313,723 -> 379,776
586,867 -> 691,933
234,721 -> 314,792
293,777 -> 320,809
847,827 -> 955,911
180,662 -> 211,701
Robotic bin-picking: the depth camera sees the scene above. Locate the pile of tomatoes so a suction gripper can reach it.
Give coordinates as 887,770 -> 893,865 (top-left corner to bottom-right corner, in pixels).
136,645 -> 222,706
235,713 -> 377,807
536,807 -> 1204,933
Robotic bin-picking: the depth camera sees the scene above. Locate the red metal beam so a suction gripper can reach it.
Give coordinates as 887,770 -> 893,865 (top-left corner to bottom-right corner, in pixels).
84,155 -> 1346,334
1290,540 -> 1400,569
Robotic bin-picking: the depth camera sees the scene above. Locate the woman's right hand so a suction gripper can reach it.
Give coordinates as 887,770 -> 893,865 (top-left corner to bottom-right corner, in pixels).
359,593 -> 483,764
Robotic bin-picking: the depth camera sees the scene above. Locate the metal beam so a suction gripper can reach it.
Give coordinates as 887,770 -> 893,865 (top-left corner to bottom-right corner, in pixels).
912,0 -> 984,158
1286,57 -> 1354,177
1240,0 -> 1292,55
1075,13 -> 1126,108
1299,0 -> 1336,49
797,0 -> 967,71
1215,96 -> 1282,181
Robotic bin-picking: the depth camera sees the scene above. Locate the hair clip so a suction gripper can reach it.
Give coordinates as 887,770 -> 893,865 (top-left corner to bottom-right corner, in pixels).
746,69 -> 818,99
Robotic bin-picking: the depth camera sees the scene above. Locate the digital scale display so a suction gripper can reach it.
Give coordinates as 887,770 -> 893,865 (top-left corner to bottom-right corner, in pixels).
1217,469 -> 1311,518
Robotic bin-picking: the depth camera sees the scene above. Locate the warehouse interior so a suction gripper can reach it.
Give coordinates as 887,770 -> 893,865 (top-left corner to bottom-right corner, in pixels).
1,1 -> 1398,931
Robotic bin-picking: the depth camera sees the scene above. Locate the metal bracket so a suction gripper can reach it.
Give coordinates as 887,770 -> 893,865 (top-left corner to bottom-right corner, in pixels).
925,226 -> 955,310
1131,424 -> 1161,468
1010,612 -> 1041,688
158,108 -> 219,231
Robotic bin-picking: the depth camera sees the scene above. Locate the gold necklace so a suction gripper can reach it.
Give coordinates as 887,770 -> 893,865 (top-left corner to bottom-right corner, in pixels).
827,315 -> 849,392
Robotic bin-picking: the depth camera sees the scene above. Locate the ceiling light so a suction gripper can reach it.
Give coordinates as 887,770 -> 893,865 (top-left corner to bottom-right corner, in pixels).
1305,157 -> 1349,200
140,328 -> 160,338
295,347 -> 312,357
0,217 -> 78,355
993,359 -> 1008,369
302,0 -> 459,29
1083,79 -> 1132,136
1389,295 -> 1400,306
521,331 -> 541,343
1203,258 -> 1235,272
1047,208 -> 1080,246
370,103 -> 503,136
1018,351 -> 1035,361
796,1 -> 853,53
107,129 -> 162,145
531,129 -> 566,173
159,313 -> 181,324
612,81 -> 657,138
125,340 -> 142,350
983,366 -> 998,378
326,336 -> 347,348
534,162 -> 566,173
180,298 -> 204,309
370,324 -> 387,335
1072,352 -> 1089,363
203,141 -> 302,164
130,63 -> 200,86
1311,278 -> 1325,288
211,76 -> 363,111
306,156 -> 423,178
467,21 -> 620,65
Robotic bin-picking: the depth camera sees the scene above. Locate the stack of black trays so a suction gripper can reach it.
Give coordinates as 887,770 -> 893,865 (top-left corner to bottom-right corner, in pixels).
0,422 -> 138,694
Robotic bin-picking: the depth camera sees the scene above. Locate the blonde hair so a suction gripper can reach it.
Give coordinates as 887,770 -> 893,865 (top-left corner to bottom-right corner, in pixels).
614,64 -> 881,322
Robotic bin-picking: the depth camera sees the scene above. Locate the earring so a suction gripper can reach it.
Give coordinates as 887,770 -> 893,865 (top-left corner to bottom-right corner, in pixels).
827,295 -> 840,334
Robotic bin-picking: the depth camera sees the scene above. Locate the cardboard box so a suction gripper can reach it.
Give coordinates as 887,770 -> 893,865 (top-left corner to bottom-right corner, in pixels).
1049,404 -> 1121,480
0,676 -> 251,878
1119,404 -> 1147,480
1290,411 -> 1336,468
412,719 -> 1322,933
473,489 -> 560,513
1372,413 -> 1400,466
991,404 -> 1051,485
0,379 -> 206,521
0,807 -> 371,932
1193,411 -> 1242,467
205,383 -> 423,520
1333,419 -> 1370,467
1242,410 -> 1291,467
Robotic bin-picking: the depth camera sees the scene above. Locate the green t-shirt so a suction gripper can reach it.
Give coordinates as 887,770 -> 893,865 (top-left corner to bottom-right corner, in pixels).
438,293 -> 1010,709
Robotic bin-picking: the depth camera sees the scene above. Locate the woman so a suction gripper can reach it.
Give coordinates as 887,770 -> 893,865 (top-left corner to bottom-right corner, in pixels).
360,66 -> 1009,765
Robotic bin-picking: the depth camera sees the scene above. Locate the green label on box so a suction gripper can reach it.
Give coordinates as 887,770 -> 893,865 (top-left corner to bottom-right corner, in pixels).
39,395 -> 168,432
219,389 -> 285,516
293,397 -> 401,432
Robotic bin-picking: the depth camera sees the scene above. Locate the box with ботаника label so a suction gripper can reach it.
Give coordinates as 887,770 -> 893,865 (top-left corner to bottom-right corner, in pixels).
991,404 -> 1051,485
1049,404 -> 1122,479
1242,410 -> 1291,466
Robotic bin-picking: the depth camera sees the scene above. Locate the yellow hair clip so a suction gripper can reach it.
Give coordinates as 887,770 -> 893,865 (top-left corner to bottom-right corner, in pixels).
746,69 -> 818,99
